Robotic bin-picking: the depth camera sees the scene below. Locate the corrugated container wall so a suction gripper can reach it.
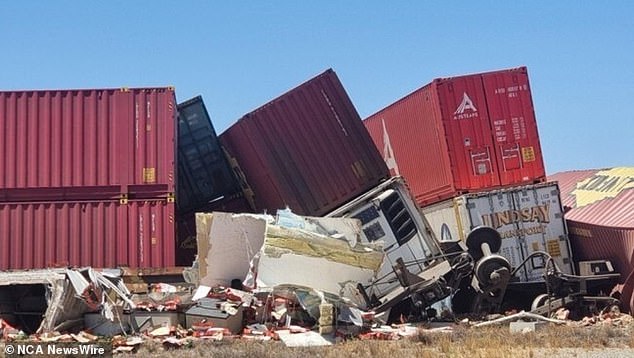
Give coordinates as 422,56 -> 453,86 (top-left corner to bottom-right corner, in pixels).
0,88 -> 176,196
550,167 -> 634,284
364,67 -> 546,207
219,69 -> 390,216
176,96 -> 242,215
420,182 -> 574,283
0,198 -> 175,270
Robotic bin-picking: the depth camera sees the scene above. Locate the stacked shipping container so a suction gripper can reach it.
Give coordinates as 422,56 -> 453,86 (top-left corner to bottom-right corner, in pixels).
364,67 -> 565,284
0,87 -> 177,269
364,67 -> 546,207
220,69 -> 390,216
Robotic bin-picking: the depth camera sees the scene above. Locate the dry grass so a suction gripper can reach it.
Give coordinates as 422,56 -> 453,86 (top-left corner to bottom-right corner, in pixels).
117,323 -> 634,358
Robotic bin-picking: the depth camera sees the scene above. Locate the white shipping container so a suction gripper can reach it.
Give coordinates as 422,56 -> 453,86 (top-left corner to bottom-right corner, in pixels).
420,182 -> 574,282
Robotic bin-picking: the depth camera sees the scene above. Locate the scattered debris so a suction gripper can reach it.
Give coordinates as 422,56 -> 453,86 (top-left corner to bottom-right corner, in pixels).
0,207 -> 631,353
473,310 -> 567,328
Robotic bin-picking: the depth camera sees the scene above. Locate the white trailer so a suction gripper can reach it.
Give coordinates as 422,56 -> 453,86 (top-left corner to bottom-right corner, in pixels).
420,182 -> 574,283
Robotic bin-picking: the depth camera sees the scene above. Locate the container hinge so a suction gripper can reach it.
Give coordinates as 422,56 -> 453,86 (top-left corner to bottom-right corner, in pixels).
167,193 -> 175,203
563,258 -> 571,265
554,213 -> 563,219
466,202 -> 476,209
559,235 -> 567,241
120,194 -> 129,205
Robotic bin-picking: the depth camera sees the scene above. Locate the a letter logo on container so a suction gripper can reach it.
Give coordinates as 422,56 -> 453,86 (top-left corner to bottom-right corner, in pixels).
454,92 -> 478,119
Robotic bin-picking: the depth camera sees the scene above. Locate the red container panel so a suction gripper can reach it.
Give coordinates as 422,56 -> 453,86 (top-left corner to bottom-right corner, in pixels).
567,220 -> 634,282
364,67 -> 546,207
220,69 -> 389,216
0,87 -> 176,195
364,86 -> 457,205
481,68 -> 546,186
550,168 -> 634,228
0,198 -> 175,270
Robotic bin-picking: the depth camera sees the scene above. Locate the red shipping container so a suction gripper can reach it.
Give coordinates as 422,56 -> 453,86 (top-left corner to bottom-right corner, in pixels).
220,69 -> 389,216
364,67 -> 546,207
0,197 -> 175,270
0,87 -> 176,196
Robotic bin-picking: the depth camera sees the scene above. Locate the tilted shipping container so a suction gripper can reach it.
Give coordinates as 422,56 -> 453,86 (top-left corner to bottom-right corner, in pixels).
220,69 -> 390,216
364,67 -> 546,207
0,87 -> 176,196
420,182 -> 574,283
550,167 -> 634,287
0,197 -> 175,270
176,96 -> 242,215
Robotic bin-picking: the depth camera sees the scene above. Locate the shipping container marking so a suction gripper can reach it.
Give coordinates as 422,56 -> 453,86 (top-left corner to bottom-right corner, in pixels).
480,204 -> 550,230
453,92 -> 478,119
572,167 -> 634,207
381,119 -> 400,175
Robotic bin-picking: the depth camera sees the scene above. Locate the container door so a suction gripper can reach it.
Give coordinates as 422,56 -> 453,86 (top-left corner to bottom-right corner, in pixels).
509,184 -> 574,280
436,76 -> 501,191
481,68 -> 546,187
465,191 -> 529,281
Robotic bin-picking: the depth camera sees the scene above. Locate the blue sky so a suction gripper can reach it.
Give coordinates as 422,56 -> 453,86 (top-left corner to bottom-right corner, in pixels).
2,2 -> 632,174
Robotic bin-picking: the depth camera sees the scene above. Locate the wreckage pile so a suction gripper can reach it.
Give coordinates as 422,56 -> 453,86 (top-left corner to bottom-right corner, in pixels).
0,209 -> 631,354
1,275 -> 632,353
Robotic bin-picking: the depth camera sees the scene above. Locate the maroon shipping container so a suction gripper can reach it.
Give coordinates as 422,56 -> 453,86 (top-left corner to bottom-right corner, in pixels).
364,67 -> 546,207
220,69 -> 389,216
0,197 -> 175,270
550,167 -> 634,294
0,87 -> 176,196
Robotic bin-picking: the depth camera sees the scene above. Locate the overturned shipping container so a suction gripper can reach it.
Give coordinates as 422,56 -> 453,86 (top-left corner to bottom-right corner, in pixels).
176,96 -> 243,215
550,167 -> 634,311
364,67 -> 546,207
220,69 -> 389,216
0,198 -> 175,270
420,182 -> 574,283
